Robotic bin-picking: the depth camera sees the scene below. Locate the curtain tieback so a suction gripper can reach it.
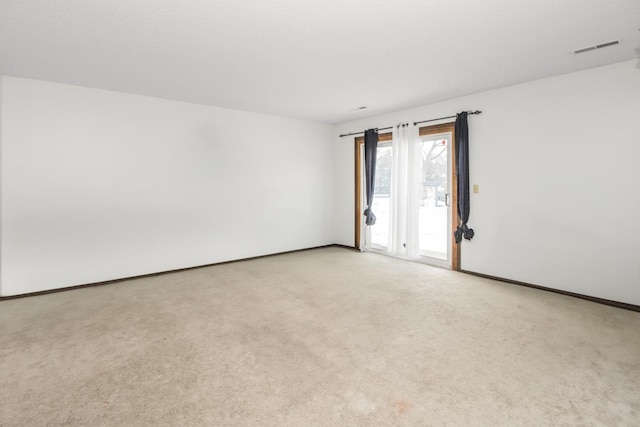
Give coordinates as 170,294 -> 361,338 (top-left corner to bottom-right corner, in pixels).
364,207 -> 376,226
454,223 -> 474,243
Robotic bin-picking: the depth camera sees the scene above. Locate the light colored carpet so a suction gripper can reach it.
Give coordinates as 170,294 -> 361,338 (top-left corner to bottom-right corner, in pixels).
1,247 -> 639,426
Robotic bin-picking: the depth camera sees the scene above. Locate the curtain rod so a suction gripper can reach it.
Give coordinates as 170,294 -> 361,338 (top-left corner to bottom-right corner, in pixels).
338,110 -> 482,138
338,126 -> 393,138
414,110 -> 482,126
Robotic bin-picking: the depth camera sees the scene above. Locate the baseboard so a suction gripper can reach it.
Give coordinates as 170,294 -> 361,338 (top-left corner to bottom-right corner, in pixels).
461,269 -> 640,313
0,244 -> 345,301
331,243 -> 359,251
4,248 -> 636,313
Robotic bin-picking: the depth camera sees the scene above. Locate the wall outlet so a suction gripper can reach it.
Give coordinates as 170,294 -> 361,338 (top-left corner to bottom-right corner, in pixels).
473,184 -> 479,193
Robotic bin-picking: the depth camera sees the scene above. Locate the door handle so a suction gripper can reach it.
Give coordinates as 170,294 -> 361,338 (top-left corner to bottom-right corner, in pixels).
445,193 -> 450,207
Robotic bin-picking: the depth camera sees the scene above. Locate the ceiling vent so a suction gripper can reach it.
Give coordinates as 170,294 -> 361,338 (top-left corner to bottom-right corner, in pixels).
574,40 -> 620,54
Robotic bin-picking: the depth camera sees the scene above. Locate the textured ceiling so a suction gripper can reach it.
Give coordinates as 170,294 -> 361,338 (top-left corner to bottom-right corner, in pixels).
1,0 -> 639,123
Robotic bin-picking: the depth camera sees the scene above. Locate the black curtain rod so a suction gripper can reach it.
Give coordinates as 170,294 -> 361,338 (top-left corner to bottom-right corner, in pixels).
338,110 -> 482,138
338,126 -> 393,138
413,110 -> 482,126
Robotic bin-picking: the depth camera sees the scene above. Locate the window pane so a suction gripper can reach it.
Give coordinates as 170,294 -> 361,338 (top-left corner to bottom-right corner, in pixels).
371,144 -> 392,248
419,137 -> 448,259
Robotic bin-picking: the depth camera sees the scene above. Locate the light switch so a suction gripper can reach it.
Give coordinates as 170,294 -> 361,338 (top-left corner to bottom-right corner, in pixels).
473,184 -> 479,193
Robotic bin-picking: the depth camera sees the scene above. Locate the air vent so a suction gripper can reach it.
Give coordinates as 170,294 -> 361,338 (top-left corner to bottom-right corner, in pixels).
574,40 -> 620,54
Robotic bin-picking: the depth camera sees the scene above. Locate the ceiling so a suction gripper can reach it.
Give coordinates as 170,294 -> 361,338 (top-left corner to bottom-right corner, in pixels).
1,0 -> 639,124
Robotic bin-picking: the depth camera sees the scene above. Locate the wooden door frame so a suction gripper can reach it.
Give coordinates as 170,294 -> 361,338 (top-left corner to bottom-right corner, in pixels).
354,123 -> 460,271
418,122 -> 460,271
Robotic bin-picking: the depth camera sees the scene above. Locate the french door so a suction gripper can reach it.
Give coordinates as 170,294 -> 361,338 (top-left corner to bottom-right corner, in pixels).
355,123 -> 459,269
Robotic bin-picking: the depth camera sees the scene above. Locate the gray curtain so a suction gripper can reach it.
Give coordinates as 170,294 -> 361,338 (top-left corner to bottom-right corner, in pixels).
454,112 -> 474,243
363,129 -> 378,225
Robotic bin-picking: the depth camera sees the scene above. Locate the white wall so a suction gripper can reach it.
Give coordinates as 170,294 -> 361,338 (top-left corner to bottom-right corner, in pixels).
334,59 -> 640,305
1,77 -> 335,296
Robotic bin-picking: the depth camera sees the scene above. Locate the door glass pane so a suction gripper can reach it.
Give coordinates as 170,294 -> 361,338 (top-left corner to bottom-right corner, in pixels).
371,143 -> 392,248
419,134 -> 449,259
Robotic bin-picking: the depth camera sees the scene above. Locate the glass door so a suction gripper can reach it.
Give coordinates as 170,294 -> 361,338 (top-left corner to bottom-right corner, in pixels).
418,132 -> 452,265
355,124 -> 456,269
